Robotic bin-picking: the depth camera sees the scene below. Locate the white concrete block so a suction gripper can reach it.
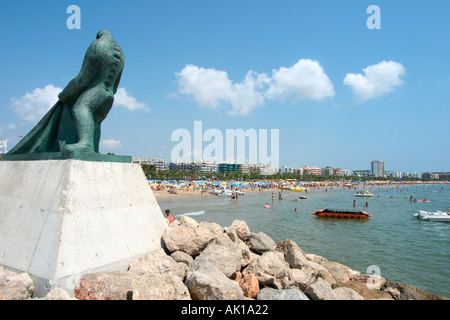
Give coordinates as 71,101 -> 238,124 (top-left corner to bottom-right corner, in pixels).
0,160 -> 167,296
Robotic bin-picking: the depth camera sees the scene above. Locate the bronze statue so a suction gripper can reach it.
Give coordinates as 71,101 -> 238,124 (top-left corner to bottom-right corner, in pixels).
4,30 -> 129,162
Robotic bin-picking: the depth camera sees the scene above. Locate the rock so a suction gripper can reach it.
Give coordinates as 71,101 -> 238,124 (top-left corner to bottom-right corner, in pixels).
0,268 -> 34,300
226,220 -> 251,242
199,221 -> 224,235
285,246 -> 335,285
243,251 -> 290,289
171,250 -> 194,266
226,229 -> 244,244
180,216 -> 200,228
193,244 -> 242,279
211,232 -> 233,247
305,254 -> 361,284
247,232 -> 276,254
287,268 -> 318,291
333,287 -> 365,300
74,271 -> 133,300
383,281 -> 446,300
128,248 -> 187,280
239,274 -> 260,299
162,224 -> 215,257
257,287 -> 309,300
185,260 -> 245,300
275,239 -> 300,254
333,280 -> 393,300
131,273 -> 190,300
304,279 -> 337,300
383,286 -> 401,300
37,288 -> 76,300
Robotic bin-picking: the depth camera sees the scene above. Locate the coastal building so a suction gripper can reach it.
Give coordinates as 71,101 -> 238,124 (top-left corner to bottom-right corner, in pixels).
371,160 -> 385,177
218,163 -> 242,173
279,166 -> 298,174
302,166 -> 322,175
167,160 -> 218,173
352,170 -> 371,177
132,158 -> 168,170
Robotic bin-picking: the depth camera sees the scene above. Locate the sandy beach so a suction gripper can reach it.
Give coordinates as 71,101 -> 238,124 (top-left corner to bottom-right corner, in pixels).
151,180 -> 443,201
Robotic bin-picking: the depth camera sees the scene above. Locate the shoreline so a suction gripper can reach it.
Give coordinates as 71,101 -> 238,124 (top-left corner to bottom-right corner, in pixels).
152,180 -> 447,201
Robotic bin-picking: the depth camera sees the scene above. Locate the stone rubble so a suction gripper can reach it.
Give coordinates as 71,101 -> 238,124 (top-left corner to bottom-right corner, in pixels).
0,218 -> 447,300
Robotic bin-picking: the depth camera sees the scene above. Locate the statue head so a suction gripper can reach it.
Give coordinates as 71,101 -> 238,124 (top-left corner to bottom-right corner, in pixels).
96,30 -> 112,39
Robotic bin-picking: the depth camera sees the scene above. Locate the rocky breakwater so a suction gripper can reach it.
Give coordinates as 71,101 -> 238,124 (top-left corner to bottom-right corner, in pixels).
1,217 -> 447,300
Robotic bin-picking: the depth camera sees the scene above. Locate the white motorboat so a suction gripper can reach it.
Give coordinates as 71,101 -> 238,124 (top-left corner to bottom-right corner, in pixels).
218,188 -> 244,197
414,210 -> 450,222
209,189 -> 223,195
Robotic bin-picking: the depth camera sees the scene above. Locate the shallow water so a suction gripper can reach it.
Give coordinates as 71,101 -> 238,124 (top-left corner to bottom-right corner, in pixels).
157,184 -> 450,297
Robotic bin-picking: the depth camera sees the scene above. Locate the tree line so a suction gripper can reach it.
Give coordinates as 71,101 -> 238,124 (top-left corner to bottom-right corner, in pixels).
140,165 -> 435,182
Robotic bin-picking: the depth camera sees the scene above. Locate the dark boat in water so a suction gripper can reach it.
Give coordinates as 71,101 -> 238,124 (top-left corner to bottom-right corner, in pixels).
313,208 -> 372,219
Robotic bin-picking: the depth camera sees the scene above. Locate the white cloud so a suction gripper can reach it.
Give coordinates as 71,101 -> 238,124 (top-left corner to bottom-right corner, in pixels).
176,60 -> 334,115
176,64 -> 233,109
11,84 -> 61,122
113,87 -> 150,111
100,138 -> 122,149
176,64 -> 270,115
343,60 -> 406,102
265,59 -> 335,101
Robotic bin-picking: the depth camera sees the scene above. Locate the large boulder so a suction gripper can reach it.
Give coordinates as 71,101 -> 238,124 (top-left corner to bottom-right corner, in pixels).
306,253 -> 361,283
0,268 -> 34,300
287,268 -> 319,291
383,281 -> 446,300
170,250 -> 194,266
285,245 -> 335,285
304,279 -> 337,300
199,221 -> 224,235
333,280 -> 393,300
185,260 -> 245,300
238,274 -> 260,299
193,244 -> 242,279
131,273 -> 190,300
257,287 -> 309,300
243,251 -> 290,289
180,216 -> 199,228
127,249 -> 187,280
333,287 -> 365,300
226,220 -> 251,242
247,232 -> 276,254
162,224 -> 215,257
74,271 -> 133,300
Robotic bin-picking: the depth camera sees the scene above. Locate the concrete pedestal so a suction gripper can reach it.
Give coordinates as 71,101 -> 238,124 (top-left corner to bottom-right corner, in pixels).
0,160 -> 167,297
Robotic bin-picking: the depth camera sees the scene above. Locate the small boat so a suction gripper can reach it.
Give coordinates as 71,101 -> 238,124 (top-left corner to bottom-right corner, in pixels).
313,208 -> 372,219
298,196 -> 307,200
290,186 -> 306,192
414,210 -> 450,222
209,189 -> 223,195
355,190 -> 373,197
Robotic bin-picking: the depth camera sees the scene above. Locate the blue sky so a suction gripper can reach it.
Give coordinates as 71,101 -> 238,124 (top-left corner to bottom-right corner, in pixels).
0,0 -> 448,172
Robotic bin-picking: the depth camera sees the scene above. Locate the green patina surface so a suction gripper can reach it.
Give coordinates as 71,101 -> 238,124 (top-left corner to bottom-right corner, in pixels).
3,30 -> 130,163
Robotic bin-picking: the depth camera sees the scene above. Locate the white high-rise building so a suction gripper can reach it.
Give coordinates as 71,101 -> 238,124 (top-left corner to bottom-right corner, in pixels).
371,160 -> 384,177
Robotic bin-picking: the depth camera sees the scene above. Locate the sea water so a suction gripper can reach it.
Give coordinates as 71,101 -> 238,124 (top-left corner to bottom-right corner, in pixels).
157,184 -> 450,297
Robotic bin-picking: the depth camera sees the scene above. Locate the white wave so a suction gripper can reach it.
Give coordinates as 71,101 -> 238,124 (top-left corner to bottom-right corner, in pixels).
176,210 -> 205,218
